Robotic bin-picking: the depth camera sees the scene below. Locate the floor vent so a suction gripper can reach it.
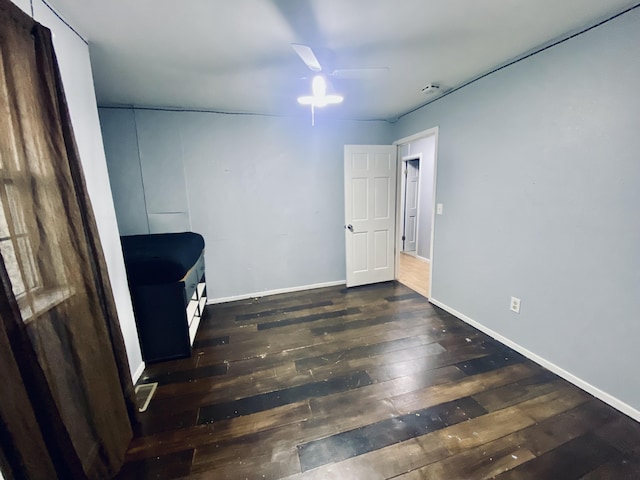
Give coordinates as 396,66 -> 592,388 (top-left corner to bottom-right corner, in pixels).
134,382 -> 158,413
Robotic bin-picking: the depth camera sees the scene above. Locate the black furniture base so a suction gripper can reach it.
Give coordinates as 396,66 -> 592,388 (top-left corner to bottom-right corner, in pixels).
121,232 -> 207,363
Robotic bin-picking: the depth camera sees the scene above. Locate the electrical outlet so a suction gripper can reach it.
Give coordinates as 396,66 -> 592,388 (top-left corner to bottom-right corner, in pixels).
510,296 -> 521,314
436,203 -> 443,215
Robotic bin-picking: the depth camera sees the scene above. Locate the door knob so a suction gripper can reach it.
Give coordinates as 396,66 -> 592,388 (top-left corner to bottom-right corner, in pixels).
346,224 -> 354,232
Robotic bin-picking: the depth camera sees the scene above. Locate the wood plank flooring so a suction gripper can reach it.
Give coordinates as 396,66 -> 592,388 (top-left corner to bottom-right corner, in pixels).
117,282 -> 640,479
398,253 -> 430,298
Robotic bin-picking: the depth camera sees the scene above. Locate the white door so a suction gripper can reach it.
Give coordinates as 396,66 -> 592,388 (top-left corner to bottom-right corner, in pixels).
344,145 -> 397,287
403,159 -> 420,252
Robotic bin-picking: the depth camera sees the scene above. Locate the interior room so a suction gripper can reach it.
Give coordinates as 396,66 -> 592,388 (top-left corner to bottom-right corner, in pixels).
2,0 -> 640,478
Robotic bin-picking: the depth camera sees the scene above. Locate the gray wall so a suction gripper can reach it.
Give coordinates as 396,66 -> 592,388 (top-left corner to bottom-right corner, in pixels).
135,110 -> 192,233
100,109 -> 394,300
416,136 -> 435,260
393,8 -> 640,411
99,108 -> 149,234
99,108 -> 194,235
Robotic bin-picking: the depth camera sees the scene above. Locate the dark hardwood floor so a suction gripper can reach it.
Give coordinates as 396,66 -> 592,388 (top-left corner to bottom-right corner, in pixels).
117,282 -> 640,479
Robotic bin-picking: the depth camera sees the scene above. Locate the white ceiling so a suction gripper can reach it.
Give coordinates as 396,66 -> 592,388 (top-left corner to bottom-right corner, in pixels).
47,0 -> 638,121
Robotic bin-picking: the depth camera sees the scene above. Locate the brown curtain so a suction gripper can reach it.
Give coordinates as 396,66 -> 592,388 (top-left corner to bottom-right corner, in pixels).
0,1 -> 137,478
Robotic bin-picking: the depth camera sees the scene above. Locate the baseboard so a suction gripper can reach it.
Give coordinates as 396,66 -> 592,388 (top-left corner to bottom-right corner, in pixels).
429,297 -> 640,423
208,280 -> 347,305
416,255 -> 431,263
132,361 -> 146,384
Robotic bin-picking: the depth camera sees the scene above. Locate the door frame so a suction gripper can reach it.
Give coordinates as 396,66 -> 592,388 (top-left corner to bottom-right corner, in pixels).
393,126 -> 439,297
399,154 -> 422,255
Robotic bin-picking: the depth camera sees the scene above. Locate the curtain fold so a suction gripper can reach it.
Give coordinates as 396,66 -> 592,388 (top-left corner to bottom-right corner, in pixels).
0,0 -> 136,478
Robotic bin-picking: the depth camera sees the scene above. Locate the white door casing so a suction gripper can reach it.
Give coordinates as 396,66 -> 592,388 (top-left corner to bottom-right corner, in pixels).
393,126 -> 439,297
344,145 -> 397,287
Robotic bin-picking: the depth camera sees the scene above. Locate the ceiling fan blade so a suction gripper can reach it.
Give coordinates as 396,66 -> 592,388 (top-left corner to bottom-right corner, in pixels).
291,44 -> 322,72
331,67 -> 390,79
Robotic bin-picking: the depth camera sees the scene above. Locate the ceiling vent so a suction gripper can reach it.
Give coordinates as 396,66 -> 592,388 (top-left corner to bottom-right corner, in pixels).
421,83 -> 441,95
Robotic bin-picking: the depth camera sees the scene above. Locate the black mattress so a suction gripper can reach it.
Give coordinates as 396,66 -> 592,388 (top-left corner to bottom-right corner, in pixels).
121,232 -> 205,285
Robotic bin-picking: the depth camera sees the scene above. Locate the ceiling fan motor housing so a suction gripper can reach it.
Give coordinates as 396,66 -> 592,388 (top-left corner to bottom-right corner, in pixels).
421,83 -> 441,94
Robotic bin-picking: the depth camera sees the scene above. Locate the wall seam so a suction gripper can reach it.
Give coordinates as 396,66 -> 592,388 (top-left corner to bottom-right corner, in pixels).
132,109 -> 151,234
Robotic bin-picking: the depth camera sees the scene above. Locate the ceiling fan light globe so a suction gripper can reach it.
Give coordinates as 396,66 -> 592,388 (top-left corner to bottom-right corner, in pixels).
298,74 -> 343,108
312,75 -> 327,97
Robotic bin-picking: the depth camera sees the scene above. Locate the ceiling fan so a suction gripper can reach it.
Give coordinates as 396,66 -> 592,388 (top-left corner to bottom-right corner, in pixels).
292,43 -> 389,124
292,44 -> 390,79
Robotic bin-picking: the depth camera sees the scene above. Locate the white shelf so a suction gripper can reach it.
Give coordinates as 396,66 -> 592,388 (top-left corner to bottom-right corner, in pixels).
186,299 -> 199,324
189,313 -> 201,345
187,275 -> 206,344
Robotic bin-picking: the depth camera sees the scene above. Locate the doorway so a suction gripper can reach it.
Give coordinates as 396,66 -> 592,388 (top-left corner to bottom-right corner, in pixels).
400,157 -> 421,255
394,127 -> 438,298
